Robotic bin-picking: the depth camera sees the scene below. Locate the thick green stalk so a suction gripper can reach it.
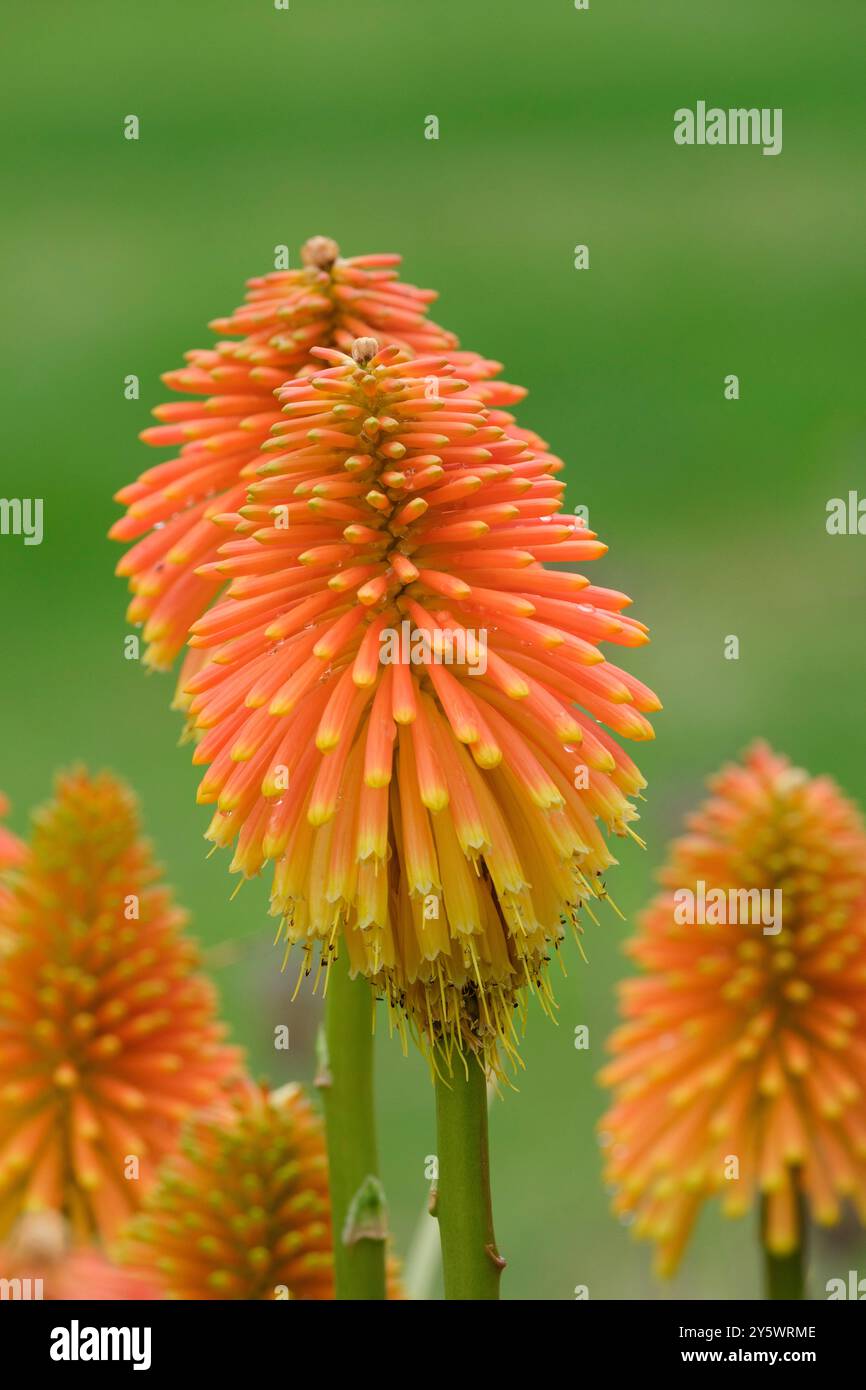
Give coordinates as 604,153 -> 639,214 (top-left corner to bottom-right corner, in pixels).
433,1054 -> 503,1300
761,1196 -> 805,1300
317,951 -> 387,1300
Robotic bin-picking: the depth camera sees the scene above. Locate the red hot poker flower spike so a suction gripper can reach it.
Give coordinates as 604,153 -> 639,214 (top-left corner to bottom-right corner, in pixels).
184,339 -> 659,1072
124,1081 -> 402,1300
0,769 -> 240,1242
600,742 -> 866,1276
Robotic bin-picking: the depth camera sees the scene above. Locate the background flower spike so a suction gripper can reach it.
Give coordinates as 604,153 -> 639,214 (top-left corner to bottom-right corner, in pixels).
122,1079 -> 402,1301
0,767 -> 240,1243
599,741 -> 866,1298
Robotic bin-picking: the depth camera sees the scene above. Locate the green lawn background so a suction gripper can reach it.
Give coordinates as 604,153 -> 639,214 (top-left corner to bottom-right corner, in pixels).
1,0 -> 864,1298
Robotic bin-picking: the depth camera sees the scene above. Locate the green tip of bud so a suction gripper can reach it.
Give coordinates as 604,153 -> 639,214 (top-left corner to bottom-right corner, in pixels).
342,1174 -> 389,1247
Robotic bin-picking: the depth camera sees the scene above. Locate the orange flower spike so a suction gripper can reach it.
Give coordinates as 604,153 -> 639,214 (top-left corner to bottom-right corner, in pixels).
0,770 -> 239,1242
122,1081 -> 403,1300
599,742 -> 866,1277
122,1083 -> 333,1300
111,239 -> 524,674
182,334 -> 658,1070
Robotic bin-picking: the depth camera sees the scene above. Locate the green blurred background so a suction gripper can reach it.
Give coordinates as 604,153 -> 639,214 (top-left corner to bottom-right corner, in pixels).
2,0 -> 865,1299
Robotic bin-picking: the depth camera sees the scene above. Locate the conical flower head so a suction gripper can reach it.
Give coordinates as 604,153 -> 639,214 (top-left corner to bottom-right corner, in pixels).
123,1082 -> 334,1299
111,239 -> 522,671
599,742 -> 866,1275
186,339 -> 659,1071
0,769 -> 239,1241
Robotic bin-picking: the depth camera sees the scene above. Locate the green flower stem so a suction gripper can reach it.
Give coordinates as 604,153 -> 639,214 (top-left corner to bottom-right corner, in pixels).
318,950 -> 387,1300
761,1196 -> 805,1300
433,1053 -> 503,1300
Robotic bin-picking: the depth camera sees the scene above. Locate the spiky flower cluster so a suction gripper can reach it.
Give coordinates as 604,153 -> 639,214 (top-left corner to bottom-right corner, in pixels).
112,238 -> 520,672
123,1083 -> 334,1299
113,242 -> 659,1071
179,338 -> 658,1068
0,769 -> 239,1241
600,743 -> 866,1275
